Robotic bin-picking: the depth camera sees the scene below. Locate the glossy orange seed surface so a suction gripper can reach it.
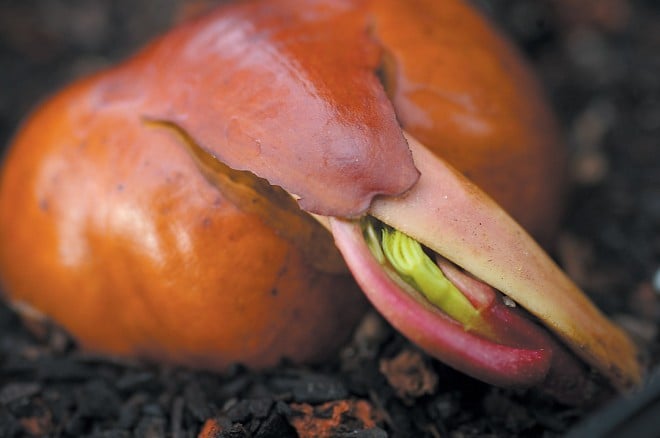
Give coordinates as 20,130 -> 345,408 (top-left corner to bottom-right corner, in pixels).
0,0 -> 566,370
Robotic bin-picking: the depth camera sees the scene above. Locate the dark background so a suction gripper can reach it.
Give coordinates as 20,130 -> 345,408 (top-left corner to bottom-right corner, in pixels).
1,0 -> 658,436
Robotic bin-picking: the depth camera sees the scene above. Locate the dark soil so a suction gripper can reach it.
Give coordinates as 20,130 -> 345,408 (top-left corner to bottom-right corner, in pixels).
1,1 -> 659,437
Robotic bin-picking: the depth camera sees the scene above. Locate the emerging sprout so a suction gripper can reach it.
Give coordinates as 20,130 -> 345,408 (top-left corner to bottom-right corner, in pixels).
367,219 -> 484,333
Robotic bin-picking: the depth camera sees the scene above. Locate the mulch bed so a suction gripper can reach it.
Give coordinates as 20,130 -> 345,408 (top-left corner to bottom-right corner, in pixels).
1,1 -> 659,436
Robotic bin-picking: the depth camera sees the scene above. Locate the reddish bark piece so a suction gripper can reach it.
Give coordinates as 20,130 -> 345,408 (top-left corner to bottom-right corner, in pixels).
197,419 -> 224,438
288,399 -> 379,438
379,349 -> 439,404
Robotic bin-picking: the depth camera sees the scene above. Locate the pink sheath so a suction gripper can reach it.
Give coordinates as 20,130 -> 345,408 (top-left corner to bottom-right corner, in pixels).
329,217 -> 553,388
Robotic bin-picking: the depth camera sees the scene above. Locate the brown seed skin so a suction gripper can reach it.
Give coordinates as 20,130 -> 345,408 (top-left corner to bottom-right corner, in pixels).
371,0 -> 566,245
0,0 -> 565,370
